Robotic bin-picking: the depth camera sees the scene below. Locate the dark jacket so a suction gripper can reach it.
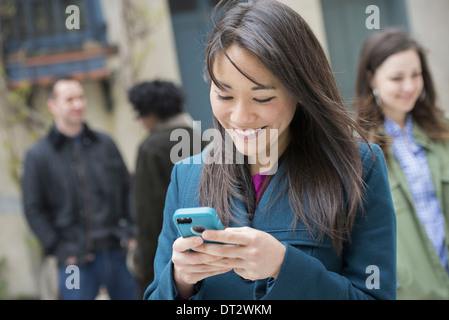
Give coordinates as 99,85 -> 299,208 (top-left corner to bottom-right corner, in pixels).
22,124 -> 135,264
133,118 -> 207,294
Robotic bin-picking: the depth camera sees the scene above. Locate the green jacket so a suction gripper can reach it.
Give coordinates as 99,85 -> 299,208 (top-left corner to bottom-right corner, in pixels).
132,113 -> 207,297
387,119 -> 449,299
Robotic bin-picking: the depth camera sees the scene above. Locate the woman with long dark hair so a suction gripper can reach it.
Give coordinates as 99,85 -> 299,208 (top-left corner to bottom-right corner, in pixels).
354,28 -> 449,299
145,0 -> 396,300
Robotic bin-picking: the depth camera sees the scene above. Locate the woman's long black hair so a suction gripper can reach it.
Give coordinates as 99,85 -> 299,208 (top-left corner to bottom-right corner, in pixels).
200,0 -> 369,254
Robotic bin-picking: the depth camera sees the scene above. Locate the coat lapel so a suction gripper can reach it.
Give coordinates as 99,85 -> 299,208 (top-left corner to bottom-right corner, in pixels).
387,151 -> 414,208
252,160 -> 289,228
227,159 -> 288,228
412,120 -> 442,203
387,120 -> 442,214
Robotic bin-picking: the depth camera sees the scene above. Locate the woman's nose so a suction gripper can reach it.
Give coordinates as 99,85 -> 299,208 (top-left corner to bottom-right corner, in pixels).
230,100 -> 257,125
402,77 -> 420,93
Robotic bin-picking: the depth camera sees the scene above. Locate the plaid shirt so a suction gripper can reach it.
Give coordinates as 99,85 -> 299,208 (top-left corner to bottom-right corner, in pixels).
385,115 -> 448,271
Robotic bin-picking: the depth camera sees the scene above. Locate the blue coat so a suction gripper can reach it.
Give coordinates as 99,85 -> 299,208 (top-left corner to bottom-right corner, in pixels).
144,142 -> 397,300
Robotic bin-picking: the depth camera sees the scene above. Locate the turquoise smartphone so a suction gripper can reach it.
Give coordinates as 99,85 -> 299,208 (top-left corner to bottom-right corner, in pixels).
173,207 -> 224,242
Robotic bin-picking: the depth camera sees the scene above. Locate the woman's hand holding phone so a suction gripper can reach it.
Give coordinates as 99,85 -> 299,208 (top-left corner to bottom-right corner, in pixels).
171,226 -> 286,298
171,207 -> 286,297
172,235 -> 233,298
199,227 -> 286,281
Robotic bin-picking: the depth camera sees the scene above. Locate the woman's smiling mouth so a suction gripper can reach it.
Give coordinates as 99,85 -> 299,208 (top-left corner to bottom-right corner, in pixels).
233,126 -> 267,139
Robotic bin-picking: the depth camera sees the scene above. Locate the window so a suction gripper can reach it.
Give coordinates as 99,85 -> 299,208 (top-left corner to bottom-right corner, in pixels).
1,0 -> 106,55
1,0 -> 112,85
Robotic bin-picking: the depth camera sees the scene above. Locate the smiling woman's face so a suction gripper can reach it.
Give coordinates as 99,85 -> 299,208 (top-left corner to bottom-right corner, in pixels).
371,49 -> 424,125
210,45 -> 297,172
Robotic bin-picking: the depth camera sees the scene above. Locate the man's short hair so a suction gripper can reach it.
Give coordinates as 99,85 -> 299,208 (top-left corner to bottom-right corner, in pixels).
127,80 -> 185,120
48,75 -> 78,99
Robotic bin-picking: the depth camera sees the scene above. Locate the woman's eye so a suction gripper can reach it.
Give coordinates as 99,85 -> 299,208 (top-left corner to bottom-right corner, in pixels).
254,97 -> 274,103
217,94 -> 233,101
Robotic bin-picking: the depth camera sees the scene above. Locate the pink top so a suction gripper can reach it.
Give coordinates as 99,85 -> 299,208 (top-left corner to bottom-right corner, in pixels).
252,173 -> 269,202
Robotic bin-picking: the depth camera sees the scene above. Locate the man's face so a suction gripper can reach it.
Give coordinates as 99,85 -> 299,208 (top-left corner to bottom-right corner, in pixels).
48,80 -> 86,129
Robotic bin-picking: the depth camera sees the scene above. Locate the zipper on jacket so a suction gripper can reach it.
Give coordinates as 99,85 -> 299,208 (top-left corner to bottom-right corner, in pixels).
72,143 -> 94,255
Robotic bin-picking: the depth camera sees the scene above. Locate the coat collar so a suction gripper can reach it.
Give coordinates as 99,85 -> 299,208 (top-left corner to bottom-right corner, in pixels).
380,116 -> 433,154
229,158 -> 288,228
48,123 -> 98,150
385,117 -> 441,206
412,118 -> 433,150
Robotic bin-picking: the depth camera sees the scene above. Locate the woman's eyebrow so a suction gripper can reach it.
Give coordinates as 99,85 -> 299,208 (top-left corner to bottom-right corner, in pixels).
218,81 -> 232,90
216,80 -> 275,91
251,84 -> 275,91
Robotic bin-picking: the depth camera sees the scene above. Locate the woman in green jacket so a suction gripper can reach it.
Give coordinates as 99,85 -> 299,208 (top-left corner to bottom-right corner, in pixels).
354,29 -> 449,299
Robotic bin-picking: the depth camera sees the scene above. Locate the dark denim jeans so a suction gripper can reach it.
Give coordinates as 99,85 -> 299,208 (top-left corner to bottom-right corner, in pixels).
58,247 -> 137,300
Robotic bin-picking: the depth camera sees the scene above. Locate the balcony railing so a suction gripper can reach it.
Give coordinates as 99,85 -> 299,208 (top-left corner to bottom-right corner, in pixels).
1,0 -> 114,86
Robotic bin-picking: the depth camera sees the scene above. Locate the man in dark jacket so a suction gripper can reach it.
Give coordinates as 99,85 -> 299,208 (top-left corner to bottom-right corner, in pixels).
22,76 -> 137,299
128,80 -> 207,297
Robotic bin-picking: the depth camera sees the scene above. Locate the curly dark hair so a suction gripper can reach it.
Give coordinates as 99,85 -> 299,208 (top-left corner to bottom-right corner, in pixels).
127,80 -> 185,120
